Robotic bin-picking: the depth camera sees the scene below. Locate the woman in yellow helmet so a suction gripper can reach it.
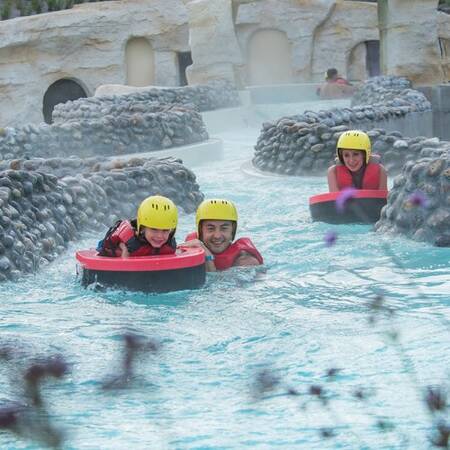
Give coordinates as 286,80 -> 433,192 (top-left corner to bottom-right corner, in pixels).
97,195 -> 178,257
327,130 -> 387,192
180,199 -> 263,271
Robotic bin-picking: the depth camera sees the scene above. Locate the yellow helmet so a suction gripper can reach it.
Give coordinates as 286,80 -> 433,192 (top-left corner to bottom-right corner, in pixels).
137,195 -> 178,231
336,130 -> 372,164
196,199 -> 238,239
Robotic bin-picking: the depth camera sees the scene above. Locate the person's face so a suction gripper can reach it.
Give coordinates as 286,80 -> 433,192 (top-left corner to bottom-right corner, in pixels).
341,149 -> 365,172
143,227 -> 171,248
201,220 -> 234,254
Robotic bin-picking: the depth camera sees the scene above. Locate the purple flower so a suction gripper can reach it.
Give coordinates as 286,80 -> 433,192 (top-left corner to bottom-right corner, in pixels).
335,187 -> 357,214
408,190 -> 430,208
324,230 -> 337,247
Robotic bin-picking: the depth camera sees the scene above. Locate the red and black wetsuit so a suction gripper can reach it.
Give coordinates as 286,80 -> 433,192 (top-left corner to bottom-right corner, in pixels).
335,163 -> 381,190
185,232 -> 263,270
97,219 -> 176,257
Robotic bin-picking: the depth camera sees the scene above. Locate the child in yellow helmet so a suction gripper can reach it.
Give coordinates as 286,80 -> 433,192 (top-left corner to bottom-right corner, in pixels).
180,198 -> 263,271
97,195 -> 178,257
327,130 -> 388,192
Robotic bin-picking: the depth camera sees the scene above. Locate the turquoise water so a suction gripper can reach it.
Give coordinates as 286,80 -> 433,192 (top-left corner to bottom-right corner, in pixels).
1,128 -> 449,449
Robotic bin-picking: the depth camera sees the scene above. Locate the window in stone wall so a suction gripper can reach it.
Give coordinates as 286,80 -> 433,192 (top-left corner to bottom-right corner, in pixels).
125,37 -> 155,87
247,29 -> 293,86
438,37 -> 450,80
366,40 -> 380,77
177,52 -> 193,86
42,78 -> 88,124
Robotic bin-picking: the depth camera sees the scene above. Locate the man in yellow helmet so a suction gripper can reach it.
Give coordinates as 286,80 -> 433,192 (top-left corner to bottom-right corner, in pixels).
181,199 -> 263,271
97,195 -> 177,257
327,130 -> 388,192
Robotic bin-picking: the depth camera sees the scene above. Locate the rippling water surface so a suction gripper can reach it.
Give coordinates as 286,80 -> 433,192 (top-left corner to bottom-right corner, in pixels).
1,127 -> 449,449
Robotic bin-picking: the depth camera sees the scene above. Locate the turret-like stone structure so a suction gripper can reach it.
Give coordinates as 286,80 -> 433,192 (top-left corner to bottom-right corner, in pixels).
378,0 -> 445,85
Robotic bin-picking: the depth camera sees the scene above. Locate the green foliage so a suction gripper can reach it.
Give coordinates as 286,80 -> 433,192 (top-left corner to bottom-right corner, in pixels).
46,0 -> 66,11
31,0 -> 41,13
439,0 -> 450,5
15,0 -> 26,15
1,0 -> 12,19
0,0 -> 110,19
46,0 -> 100,10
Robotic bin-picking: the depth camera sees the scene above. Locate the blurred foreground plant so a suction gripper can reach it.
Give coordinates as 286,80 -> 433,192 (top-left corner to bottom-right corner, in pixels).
0,344 -> 69,448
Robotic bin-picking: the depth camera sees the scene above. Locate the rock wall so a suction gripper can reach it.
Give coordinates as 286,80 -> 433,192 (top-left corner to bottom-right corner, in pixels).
2,0 -> 450,126
55,81 -> 241,122
0,157 -> 204,282
0,81 -> 243,161
254,122 -> 437,177
378,0 -> 445,85
252,76 -> 431,176
251,74 -> 449,247
0,104 -> 208,160
185,0 -> 243,85
351,74 -> 412,106
375,146 -> 450,247
0,0 -> 189,126
310,1 -> 379,82
234,0 -> 382,85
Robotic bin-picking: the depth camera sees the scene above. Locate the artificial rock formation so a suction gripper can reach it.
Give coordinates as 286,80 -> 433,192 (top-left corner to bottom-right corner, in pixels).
252,74 -> 449,246
0,0 -> 189,126
185,0 -> 243,85
351,75 -> 412,106
2,0 -> 450,127
0,157 -> 204,282
0,104 -> 208,160
375,146 -> 450,247
0,80 -> 246,160
252,76 -> 431,176
0,78 -> 234,282
58,81 -> 241,121
235,0 -> 378,84
254,123 -> 439,177
378,0 -> 445,85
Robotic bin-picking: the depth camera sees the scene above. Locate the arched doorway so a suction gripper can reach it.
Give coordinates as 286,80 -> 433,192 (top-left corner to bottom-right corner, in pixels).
247,29 -> 293,86
42,78 -> 88,124
347,40 -> 380,81
125,37 -> 155,87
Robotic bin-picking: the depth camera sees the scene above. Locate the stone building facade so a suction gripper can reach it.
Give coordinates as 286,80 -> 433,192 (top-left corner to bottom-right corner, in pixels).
0,0 -> 449,126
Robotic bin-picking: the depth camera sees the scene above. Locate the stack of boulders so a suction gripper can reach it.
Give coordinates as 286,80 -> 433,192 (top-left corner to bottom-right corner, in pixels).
0,81 -> 241,161
0,154 -> 194,179
375,145 -> 450,247
252,123 -> 440,176
53,80 -> 240,122
0,104 -> 208,160
352,75 -> 414,107
252,76 -> 431,177
0,157 -> 203,281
